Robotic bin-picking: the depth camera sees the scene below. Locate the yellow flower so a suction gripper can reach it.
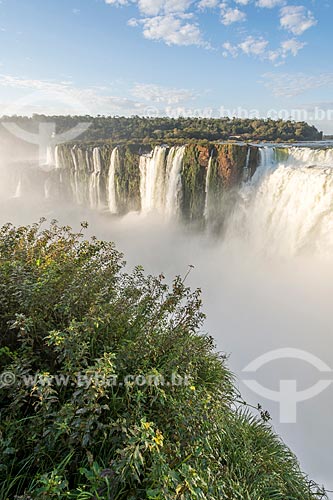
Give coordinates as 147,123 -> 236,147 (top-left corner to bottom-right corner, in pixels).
143,421 -> 151,430
153,430 -> 164,447
189,385 -> 196,391
176,485 -> 183,494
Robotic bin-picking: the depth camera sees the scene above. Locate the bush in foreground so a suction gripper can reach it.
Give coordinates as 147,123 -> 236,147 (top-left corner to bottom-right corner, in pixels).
0,220 -> 326,499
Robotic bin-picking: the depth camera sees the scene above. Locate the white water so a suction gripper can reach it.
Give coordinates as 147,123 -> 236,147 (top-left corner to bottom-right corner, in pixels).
89,147 -> 103,209
286,147 -> 333,167
227,146 -> 333,258
139,146 -> 168,213
46,146 -> 55,167
53,144 -> 186,217
253,146 -> 276,181
55,146 -> 61,170
108,147 -> 119,214
164,146 -> 185,218
243,147 -> 251,183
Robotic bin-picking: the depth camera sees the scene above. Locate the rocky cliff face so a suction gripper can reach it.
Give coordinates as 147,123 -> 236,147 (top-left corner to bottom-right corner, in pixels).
53,142 -> 261,228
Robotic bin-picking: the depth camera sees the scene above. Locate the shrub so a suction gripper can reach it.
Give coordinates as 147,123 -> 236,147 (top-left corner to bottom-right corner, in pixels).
0,220 -> 326,499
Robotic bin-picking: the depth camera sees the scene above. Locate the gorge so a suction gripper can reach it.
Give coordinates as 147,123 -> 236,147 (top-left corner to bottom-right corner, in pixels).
2,140 -> 333,493
8,141 -> 333,256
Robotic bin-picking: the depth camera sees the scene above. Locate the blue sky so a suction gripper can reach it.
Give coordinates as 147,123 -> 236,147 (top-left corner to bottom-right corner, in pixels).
0,0 -> 332,132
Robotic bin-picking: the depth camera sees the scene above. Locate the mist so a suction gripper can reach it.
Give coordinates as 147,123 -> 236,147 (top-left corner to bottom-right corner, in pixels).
1,149 -> 333,495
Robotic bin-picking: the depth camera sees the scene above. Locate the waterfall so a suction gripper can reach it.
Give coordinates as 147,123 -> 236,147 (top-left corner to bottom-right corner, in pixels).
55,146 -> 61,170
259,146 -> 276,169
285,147 -> 333,167
46,146 -> 55,167
18,140 -> 333,256
243,147 -> 251,183
70,147 -> 81,204
139,146 -> 168,213
89,148 -> 103,209
165,146 -> 185,218
86,151 -> 92,173
204,156 -> 213,221
249,146 -> 276,185
226,146 -> 333,257
108,148 -> 119,214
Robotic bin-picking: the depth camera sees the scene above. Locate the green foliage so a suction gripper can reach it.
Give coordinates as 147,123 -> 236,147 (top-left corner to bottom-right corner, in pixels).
0,221 -> 326,499
0,115 -> 323,144
116,145 -> 141,213
275,147 -> 290,163
181,145 -> 207,225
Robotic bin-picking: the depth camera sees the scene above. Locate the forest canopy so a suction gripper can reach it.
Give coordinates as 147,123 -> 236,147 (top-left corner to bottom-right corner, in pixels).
0,114 -> 323,144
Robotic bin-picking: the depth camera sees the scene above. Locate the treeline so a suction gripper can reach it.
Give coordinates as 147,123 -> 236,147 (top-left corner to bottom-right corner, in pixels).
0,114 -> 323,143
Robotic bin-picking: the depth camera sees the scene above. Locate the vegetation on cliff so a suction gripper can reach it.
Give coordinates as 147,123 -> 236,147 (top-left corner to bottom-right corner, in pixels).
181,145 -> 207,225
0,221 -> 326,500
0,114 -> 323,144
116,144 -> 141,212
58,142 -> 259,224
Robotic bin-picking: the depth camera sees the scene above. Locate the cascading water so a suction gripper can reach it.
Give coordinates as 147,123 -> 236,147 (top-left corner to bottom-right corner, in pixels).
243,147 -> 251,183
227,146 -> 333,257
89,148 -> 103,209
15,141 -> 333,258
108,147 -> 119,214
253,146 -> 276,181
55,146 -> 61,170
86,150 -> 92,173
70,147 -> 81,205
164,146 -> 185,218
46,146 -> 55,167
139,146 -> 168,213
285,147 -> 333,167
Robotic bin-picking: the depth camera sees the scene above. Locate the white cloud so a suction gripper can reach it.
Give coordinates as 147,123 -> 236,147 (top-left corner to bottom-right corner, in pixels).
256,0 -> 284,8
280,5 -> 317,35
137,0 -> 192,16
137,0 -> 164,16
222,41 -> 238,57
108,0 -> 205,47
223,37 -> 269,58
223,36 -> 305,62
266,38 -> 305,65
104,0 -> 131,5
280,38 -> 305,56
0,74 -> 169,115
262,72 -> 333,98
104,0 -> 318,52
105,0 -> 192,15
220,3 -> 246,25
239,35 -> 268,55
131,14 -> 204,46
127,17 -> 139,26
131,83 -> 196,103
197,0 -> 219,9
